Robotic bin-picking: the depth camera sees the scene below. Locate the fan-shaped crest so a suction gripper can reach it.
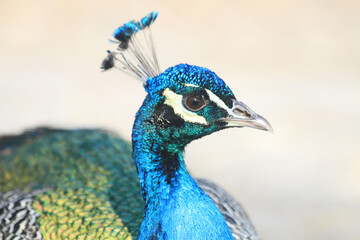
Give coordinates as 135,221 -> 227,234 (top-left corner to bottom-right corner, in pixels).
101,12 -> 160,82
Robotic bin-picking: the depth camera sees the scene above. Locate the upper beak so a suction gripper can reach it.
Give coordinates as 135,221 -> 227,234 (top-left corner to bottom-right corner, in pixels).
221,100 -> 273,133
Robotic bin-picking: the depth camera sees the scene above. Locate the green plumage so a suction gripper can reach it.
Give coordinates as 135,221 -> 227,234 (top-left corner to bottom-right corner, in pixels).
0,129 -> 144,239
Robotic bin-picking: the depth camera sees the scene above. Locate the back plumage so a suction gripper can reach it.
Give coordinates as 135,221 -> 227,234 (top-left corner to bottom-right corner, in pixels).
0,129 -> 143,239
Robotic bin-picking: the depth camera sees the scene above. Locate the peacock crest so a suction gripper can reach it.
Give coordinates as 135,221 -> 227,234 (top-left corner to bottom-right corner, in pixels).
101,12 -> 160,82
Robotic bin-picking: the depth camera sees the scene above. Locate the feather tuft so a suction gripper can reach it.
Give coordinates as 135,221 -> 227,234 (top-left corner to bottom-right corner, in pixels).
101,50 -> 115,71
101,11 -> 160,82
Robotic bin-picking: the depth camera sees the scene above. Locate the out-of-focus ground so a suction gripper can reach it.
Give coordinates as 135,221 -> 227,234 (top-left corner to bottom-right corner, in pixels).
1,1 -> 359,239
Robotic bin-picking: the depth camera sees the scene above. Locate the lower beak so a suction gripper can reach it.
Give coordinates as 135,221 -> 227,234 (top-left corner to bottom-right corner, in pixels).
221,100 -> 273,133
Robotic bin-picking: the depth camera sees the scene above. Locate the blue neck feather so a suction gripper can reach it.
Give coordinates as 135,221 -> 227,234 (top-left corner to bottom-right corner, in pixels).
132,94 -> 234,239
103,11 -> 240,239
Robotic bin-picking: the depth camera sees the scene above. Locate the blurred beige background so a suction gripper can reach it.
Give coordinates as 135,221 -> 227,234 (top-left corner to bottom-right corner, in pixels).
1,0 -> 359,239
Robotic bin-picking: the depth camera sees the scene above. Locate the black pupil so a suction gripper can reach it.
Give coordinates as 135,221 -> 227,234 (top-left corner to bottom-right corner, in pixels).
186,97 -> 204,111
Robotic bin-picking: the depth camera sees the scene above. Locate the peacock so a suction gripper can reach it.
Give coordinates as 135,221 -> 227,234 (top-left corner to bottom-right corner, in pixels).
0,12 -> 272,240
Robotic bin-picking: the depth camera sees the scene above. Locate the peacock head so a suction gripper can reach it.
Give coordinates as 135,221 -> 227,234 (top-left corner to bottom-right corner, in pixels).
102,12 -> 272,148
143,63 -> 272,146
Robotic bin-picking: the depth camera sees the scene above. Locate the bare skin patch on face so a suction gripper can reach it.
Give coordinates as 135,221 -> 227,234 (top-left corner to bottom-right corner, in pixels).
162,88 -> 208,125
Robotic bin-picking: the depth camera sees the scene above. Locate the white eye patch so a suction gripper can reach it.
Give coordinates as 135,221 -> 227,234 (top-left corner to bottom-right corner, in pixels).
184,83 -> 234,116
162,88 -> 208,125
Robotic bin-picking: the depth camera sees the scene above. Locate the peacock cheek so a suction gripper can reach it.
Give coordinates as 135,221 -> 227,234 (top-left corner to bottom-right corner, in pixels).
179,125 -> 214,143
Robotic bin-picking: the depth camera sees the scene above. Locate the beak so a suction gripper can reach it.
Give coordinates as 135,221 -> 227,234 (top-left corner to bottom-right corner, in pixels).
221,100 -> 273,133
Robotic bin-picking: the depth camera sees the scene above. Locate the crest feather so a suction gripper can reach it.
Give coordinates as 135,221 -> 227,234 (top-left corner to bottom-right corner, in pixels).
101,12 -> 160,82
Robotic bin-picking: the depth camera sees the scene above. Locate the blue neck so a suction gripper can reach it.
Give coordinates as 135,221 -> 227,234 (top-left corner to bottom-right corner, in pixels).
132,96 -> 234,239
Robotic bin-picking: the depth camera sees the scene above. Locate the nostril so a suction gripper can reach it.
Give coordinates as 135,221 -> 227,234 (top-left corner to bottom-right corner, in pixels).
233,108 -> 244,115
233,108 -> 251,117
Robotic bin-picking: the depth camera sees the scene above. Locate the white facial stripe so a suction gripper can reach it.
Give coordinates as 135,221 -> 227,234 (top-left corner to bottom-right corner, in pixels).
184,83 -> 199,88
184,83 -> 241,118
204,89 -> 239,117
163,88 -> 208,125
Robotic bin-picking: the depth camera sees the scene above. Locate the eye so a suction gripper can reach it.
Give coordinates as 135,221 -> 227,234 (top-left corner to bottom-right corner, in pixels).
182,95 -> 207,112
